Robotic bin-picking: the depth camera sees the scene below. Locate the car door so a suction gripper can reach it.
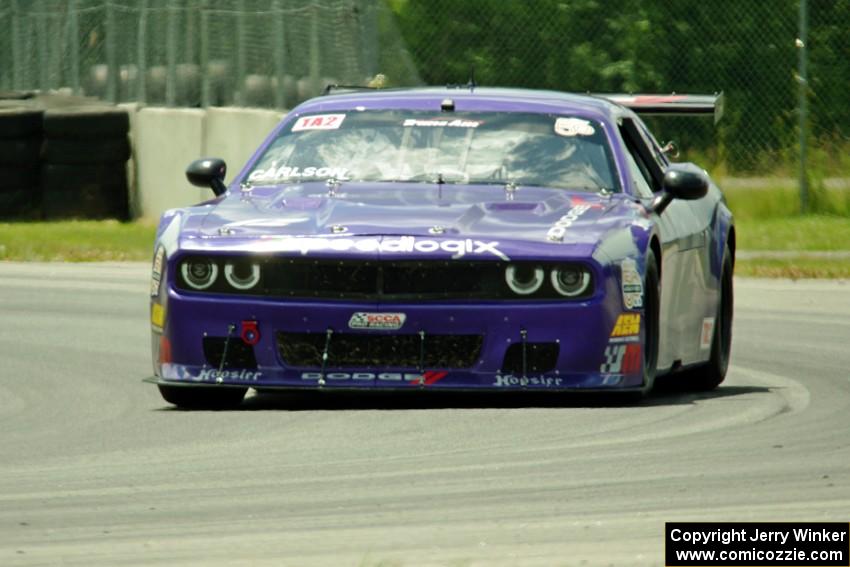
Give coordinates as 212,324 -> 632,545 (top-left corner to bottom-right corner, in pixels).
618,116 -> 710,370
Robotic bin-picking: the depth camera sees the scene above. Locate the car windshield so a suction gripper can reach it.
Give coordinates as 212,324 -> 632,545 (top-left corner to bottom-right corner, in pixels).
245,110 -> 619,192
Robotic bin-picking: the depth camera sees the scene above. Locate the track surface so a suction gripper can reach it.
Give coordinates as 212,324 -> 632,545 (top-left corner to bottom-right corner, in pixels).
0,262 -> 848,566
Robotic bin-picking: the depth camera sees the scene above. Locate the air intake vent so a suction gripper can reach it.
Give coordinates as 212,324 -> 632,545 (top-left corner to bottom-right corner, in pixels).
501,342 -> 559,374
203,337 -> 258,370
277,332 -> 483,369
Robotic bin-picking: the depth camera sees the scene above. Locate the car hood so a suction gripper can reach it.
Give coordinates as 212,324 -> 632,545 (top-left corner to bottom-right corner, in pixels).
177,182 -> 636,260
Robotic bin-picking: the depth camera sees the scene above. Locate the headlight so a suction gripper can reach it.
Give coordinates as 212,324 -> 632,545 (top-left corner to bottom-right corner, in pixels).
550,265 -> 591,297
224,261 -> 261,290
505,264 -> 544,295
181,258 -> 218,290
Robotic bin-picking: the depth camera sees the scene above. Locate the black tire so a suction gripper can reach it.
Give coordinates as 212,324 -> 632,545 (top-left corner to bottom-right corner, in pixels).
175,63 -> 201,107
617,249 -> 660,403
0,107 -> 43,138
681,245 -> 734,390
0,165 -> 38,190
42,162 -> 127,188
0,90 -> 36,101
0,186 -> 40,219
639,248 -> 661,397
241,74 -> 274,108
0,137 -> 42,166
43,136 -> 131,165
43,106 -> 129,139
42,182 -> 128,220
42,163 -> 129,220
158,385 -> 247,410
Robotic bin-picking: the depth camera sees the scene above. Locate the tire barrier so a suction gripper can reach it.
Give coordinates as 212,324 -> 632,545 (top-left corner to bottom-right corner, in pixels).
41,105 -> 131,220
41,163 -> 129,220
0,93 -> 131,221
0,105 -> 44,219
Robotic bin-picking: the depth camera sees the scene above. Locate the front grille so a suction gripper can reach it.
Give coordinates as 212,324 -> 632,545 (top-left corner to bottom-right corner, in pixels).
264,260 -> 507,300
277,332 -> 483,369
203,337 -> 258,369
501,342 -> 560,374
175,257 -> 594,301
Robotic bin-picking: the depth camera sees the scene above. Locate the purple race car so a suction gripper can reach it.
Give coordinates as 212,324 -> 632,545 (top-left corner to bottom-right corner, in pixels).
145,87 -> 734,408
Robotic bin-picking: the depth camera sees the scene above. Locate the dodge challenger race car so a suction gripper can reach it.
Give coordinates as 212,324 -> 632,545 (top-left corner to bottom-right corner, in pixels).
145,87 -> 734,408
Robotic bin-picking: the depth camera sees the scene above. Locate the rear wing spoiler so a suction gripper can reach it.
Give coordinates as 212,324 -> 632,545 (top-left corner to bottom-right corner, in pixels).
597,93 -> 724,124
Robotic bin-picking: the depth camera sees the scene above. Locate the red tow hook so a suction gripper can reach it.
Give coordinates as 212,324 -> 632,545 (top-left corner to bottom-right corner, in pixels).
240,320 -> 260,346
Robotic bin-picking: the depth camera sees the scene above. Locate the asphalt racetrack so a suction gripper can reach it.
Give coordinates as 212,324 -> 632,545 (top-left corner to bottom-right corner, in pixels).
1,262 -> 848,566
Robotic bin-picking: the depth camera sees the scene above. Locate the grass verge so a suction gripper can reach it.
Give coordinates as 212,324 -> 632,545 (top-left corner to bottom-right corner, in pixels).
0,220 -> 156,262
723,183 -> 850,220
734,215 -> 850,252
735,257 -> 850,279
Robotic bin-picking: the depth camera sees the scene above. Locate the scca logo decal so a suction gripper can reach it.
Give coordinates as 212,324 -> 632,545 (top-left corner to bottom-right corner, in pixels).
348,312 -> 406,330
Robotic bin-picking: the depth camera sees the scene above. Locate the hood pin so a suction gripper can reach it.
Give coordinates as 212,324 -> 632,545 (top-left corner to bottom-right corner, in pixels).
326,177 -> 341,197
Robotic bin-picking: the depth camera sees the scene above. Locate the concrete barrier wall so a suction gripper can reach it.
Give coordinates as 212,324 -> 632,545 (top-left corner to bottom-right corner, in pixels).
204,107 -> 284,184
134,106 -> 285,220
136,108 -> 207,219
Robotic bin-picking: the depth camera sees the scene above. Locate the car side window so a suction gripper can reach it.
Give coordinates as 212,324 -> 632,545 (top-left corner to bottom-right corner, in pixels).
618,118 -> 660,197
624,150 -> 654,198
635,120 -> 669,171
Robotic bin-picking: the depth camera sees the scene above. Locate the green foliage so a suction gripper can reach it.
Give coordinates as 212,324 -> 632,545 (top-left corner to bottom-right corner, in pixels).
391,0 -> 847,174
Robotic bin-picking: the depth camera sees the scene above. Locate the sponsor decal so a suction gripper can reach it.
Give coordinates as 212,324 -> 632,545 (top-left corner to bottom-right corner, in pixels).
150,246 -> 165,297
700,317 -> 715,350
300,371 -> 446,384
620,258 -> 643,309
546,204 -> 592,242
403,118 -> 481,128
554,117 -> 595,137
569,196 -> 606,209
197,368 -> 262,381
258,235 -> 509,261
151,302 -> 165,329
291,113 -> 346,131
348,312 -> 406,330
161,364 -> 262,382
410,371 -> 448,386
610,313 -> 640,342
248,165 -> 350,183
599,343 -> 641,374
493,374 -> 564,388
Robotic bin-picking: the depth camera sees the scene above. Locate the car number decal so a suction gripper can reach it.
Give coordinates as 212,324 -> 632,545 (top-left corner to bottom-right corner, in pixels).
292,114 -> 346,131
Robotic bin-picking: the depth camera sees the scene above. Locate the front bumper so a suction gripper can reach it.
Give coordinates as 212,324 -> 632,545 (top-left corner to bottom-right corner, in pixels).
150,284 -> 645,391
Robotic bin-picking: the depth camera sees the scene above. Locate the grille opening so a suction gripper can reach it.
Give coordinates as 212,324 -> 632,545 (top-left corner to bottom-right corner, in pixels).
264,261 -> 377,297
203,337 -> 258,369
381,262 -> 505,297
277,332 -> 483,369
501,342 -> 560,374
175,257 -> 594,301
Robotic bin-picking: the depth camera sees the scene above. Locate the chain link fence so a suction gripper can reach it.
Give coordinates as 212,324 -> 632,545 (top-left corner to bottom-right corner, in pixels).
0,0 -> 421,108
0,0 -> 847,175
394,0 -> 849,176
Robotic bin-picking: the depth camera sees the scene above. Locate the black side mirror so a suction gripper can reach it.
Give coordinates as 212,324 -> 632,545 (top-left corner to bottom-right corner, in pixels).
186,158 -> 227,196
651,163 -> 709,215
